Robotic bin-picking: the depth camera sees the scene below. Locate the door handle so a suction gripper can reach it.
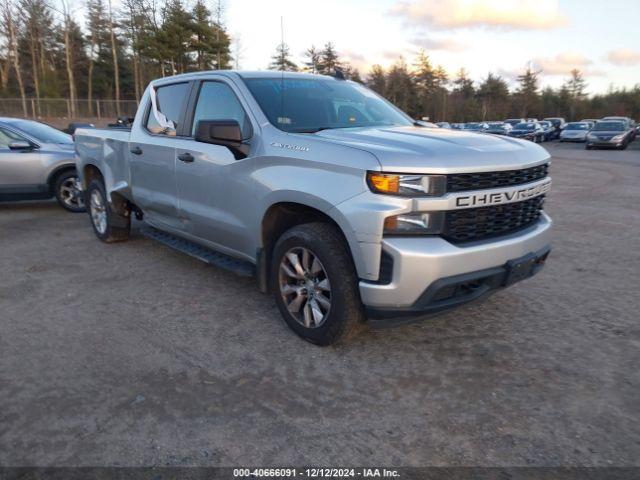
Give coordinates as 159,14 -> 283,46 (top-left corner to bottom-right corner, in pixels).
178,152 -> 194,163
130,146 -> 143,155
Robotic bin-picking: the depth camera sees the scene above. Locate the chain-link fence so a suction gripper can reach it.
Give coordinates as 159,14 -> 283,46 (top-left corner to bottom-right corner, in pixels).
0,98 -> 139,120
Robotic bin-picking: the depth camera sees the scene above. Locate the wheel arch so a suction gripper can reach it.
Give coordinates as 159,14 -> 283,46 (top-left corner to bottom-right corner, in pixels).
46,163 -> 77,194
82,164 -> 130,218
257,200 -> 364,293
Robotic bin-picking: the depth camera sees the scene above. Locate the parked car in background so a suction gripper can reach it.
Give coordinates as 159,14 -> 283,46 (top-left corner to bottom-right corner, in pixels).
463,122 -> 489,132
450,123 -> 465,130
504,118 -> 525,127
526,118 -> 539,123
508,122 -> 546,143
602,117 -> 636,141
581,119 -> 599,125
0,118 -> 85,212
560,122 -> 591,142
543,117 -> 566,139
414,120 -> 439,128
538,121 -> 556,141
436,122 -> 451,129
586,121 -> 634,150
63,122 -> 95,139
485,122 -> 513,135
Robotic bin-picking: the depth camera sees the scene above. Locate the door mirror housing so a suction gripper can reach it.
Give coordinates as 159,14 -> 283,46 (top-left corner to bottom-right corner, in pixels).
8,141 -> 33,151
194,119 -> 249,159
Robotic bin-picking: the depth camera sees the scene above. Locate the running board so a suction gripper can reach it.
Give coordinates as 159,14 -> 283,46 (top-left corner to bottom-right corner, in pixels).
140,227 -> 255,278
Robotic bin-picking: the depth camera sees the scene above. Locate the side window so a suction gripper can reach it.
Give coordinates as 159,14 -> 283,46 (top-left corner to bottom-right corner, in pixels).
191,81 -> 250,137
0,127 -> 26,148
145,82 -> 190,135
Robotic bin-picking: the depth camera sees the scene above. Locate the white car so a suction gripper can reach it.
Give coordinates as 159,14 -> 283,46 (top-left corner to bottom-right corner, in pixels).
560,122 -> 591,142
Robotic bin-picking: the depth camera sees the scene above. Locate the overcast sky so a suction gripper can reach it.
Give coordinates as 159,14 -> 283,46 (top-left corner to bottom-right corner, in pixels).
225,0 -> 640,94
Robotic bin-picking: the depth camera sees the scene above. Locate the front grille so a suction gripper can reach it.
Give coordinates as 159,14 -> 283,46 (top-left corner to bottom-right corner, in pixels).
443,195 -> 545,243
447,164 -> 549,192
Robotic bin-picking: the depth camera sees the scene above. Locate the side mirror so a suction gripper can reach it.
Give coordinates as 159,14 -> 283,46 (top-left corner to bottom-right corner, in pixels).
9,141 -> 33,151
195,119 -> 249,159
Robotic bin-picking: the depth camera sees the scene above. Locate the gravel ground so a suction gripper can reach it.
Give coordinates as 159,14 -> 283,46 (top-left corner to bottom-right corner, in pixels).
0,141 -> 639,467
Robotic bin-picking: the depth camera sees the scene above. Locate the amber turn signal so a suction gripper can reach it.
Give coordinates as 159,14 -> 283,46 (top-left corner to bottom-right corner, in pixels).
367,173 -> 399,194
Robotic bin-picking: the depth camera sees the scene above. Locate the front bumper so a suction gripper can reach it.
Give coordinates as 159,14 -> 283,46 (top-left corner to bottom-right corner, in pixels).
359,213 -> 552,319
587,138 -> 625,148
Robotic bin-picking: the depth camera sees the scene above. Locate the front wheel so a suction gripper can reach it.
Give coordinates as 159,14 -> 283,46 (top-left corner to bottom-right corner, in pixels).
86,179 -> 130,243
271,223 -> 365,346
54,170 -> 85,212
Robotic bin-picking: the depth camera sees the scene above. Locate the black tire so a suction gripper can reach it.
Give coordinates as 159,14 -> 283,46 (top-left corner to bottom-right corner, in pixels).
53,170 -> 85,212
271,222 -> 365,346
619,141 -> 628,150
586,145 -> 592,150
86,179 -> 130,243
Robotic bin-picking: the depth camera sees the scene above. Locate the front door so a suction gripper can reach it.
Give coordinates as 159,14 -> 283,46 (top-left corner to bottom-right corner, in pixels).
174,79 -> 255,257
0,127 -> 42,191
129,81 -> 192,230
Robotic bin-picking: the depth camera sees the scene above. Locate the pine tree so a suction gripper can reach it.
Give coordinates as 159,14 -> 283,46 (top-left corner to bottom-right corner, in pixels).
190,0 -> 230,70
268,42 -> 297,71
302,45 -> 320,73
515,65 -> 540,118
477,73 -> 509,120
86,0 -> 108,110
367,65 -> 386,94
564,69 -> 587,120
317,42 -> 341,75
385,57 -> 416,116
162,0 -> 194,74
451,69 -> 479,121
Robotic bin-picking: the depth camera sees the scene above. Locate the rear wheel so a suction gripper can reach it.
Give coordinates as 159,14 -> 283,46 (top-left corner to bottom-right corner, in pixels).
271,222 -> 365,346
53,170 -> 85,212
86,179 -> 130,242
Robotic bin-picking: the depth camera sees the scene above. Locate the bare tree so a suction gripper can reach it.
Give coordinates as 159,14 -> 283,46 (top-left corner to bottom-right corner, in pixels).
213,0 -> 224,69
0,57 -> 8,92
231,33 -> 243,70
21,0 -> 46,115
107,0 -> 120,114
1,0 -> 27,115
50,0 -> 78,117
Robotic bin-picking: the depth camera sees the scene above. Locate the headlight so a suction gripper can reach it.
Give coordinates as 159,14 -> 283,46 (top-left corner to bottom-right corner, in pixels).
587,134 -> 598,140
383,212 -> 445,235
612,134 -> 625,141
367,172 -> 446,197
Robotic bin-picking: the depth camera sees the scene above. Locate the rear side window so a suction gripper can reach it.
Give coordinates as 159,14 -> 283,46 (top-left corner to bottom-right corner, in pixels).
191,81 -> 250,137
146,82 -> 190,134
0,127 -> 25,148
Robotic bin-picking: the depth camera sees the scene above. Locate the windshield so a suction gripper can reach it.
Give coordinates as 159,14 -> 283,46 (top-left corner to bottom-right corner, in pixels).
464,123 -> 483,130
514,123 -> 535,130
487,122 -> 504,127
6,119 -> 72,144
592,122 -> 625,132
243,78 -> 412,133
566,123 -> 589,130
539,122 -> 551,127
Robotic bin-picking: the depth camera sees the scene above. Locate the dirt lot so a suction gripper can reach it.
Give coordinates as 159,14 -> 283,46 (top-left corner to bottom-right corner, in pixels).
1,141 -> 639,467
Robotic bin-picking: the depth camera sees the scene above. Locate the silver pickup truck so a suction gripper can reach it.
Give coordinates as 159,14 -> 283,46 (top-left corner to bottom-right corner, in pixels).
75,71 -> 552,345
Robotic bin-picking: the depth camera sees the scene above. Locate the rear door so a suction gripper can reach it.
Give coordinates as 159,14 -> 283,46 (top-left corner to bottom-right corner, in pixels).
0,126 -> 42,189
173,78 -> 256,257
129,81 -> 193,230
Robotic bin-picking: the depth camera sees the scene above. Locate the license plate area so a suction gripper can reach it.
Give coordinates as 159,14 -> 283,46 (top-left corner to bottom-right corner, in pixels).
503,249 -> 549,287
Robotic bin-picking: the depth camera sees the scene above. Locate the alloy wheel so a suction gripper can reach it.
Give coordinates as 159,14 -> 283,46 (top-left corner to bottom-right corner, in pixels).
59,176 -> 84,209
278,247 -> 331,328
90,189 -> 107,234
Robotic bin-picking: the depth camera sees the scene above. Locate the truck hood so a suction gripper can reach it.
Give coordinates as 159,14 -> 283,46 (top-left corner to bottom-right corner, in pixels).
315,125 -> 549,173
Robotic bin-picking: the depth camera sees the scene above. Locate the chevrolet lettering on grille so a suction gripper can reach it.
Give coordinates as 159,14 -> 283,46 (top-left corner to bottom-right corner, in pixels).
455,178 -> 551,208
